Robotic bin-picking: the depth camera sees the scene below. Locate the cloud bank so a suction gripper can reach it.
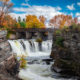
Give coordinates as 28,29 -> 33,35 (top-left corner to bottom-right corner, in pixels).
10,6 -> 62,21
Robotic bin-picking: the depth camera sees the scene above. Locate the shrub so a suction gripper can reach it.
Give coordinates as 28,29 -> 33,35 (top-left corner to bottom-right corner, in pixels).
55,37 -> 64,47
7,31 -> 16,39
71,23 -> 78,29
19,55 -> 27,69
36,38 -> 43,43
55,30 -> 61,35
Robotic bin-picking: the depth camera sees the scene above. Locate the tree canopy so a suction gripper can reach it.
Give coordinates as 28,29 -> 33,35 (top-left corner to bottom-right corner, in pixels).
0,0 -> 13,28
26,15 -> 45,28
49,14 -> 78,29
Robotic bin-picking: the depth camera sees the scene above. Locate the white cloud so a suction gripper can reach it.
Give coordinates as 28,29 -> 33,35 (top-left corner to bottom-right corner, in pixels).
77,2 -> 80,6
56,6 -> 62,10
77,17 -> 80,23
21,3 -> 31,7
76,13 -> 80,16
21,0 -> 31,7
9,13 -> 26,20
12,6 -> 62,20
76,13 -> 80,23
67,4 -> 75,10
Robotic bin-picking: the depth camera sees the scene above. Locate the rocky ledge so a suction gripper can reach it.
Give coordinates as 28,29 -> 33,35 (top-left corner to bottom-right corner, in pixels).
0,40 -> 21,79
0,54 -> 21,80
50,27 -> 80,77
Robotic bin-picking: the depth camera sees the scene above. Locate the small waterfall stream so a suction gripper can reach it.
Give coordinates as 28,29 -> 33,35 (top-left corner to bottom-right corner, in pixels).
8,39 -> 75,80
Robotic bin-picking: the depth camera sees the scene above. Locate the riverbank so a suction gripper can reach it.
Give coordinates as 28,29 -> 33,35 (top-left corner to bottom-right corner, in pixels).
0,30 -> 21,80
50,26 -> 80,78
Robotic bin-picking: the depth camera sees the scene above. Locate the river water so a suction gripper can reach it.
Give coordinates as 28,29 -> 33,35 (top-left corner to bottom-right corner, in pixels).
8,39 -> 77,80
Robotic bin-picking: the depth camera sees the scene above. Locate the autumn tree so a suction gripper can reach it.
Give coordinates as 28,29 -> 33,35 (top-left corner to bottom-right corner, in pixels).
26,15 -> 45,28
39,15 -> 46,24
0,0 -> 13,28
2,15 -> 17,29
49,14 -> 78,29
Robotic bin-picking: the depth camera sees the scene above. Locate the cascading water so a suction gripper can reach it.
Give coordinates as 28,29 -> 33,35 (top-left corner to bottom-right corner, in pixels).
8,39 -> 52,58
8,40 -> 27,56
8,39 -> 74,80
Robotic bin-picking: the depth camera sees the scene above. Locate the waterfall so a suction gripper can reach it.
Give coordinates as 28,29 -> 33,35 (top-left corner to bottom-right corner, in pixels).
8,39 -> 52,58
8,40 -> 27,56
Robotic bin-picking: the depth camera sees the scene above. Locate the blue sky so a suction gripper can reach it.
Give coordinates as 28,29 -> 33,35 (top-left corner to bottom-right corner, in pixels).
10,0 -> 80,21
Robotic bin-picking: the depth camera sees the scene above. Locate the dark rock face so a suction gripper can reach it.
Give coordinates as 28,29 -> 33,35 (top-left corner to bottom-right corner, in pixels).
51,29 -> 80,77
0,42 -> 21,80
0,55 -> 21,80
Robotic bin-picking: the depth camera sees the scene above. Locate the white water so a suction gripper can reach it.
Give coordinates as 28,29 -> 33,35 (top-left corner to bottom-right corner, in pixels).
8,39 -> 75,80
8,39 -> 52,57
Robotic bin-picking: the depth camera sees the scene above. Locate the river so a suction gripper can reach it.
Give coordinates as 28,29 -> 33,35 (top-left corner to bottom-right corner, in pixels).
8,39 -> 76,80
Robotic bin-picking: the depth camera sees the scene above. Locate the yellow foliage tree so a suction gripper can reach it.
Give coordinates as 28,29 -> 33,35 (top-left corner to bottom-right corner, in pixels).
26,15 -> 45,28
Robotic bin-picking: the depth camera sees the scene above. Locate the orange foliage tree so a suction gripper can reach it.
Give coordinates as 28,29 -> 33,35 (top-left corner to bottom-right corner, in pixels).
2,15 -> 17,29
49,14 -> 78,29
0,0 -> 13,28
39,15 -> 46,24
26,15 -> 45,28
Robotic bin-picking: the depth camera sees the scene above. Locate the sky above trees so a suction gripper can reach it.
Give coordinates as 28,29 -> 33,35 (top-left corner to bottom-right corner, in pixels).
10,0 -> 80,22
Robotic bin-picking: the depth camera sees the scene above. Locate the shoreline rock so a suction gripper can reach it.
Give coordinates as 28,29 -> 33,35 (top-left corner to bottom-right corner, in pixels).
0,55 -> 21,80
50,28 -> 80,77
0,41 -> 21,80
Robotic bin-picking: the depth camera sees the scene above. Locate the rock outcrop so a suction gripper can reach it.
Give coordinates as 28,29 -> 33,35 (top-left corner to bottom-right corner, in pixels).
0,30 -> 21,80
51,28 -> 80,77
0,55 -> 20,80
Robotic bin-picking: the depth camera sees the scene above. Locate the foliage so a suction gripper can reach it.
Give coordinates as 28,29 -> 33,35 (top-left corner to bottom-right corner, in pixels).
19,22 -> 26,28
71,23 -> 78,29
39,15 -> 46,24
14,23 -> 21,28
26,15 -> 45,28
2,15 -> 16,29
55,37 -> 64,47
7,30 -> 16,39
49,14 -> 78,29
19,56 -> 27,69
64,26 -> 68,29
36,38 -> 43,43
55,30 -> 61,35
0,0 -> 13,28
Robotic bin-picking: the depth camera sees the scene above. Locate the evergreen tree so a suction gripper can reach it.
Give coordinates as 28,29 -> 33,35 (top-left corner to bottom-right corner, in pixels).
18,16 -> 21,23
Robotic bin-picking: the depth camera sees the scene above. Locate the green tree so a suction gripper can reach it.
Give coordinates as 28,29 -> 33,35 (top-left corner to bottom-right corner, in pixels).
19,22 -> 26,28
18,16 -> 21,23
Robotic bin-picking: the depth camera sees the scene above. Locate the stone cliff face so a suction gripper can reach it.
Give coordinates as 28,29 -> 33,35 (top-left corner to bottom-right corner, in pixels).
0,42 -> 21,80
51,28 -> 80,77
0,30 -> 21,80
